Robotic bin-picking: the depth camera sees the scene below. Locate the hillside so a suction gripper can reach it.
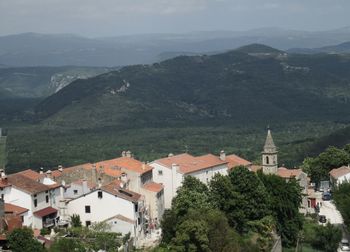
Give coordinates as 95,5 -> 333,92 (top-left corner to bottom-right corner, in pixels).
288,41 -> 350,54
35,45 -> 350,129
0,66 -> 112,98
4,44 -> 350,171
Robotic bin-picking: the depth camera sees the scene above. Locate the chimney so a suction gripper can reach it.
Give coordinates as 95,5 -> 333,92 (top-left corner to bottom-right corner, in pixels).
58,165 -> 63,172
168,153 -> 174,157
142,162 -> 146,170
122,151 -> 126,157
46,170 -> 52,179
220,150 -> 226,161
82,179 -> 88,194
40,167 -> 44,174
126,151 -> 132,158
171,163 -> 179,171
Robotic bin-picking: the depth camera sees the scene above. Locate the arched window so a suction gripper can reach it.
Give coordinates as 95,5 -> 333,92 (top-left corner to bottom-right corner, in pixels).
266,156 -> 269,164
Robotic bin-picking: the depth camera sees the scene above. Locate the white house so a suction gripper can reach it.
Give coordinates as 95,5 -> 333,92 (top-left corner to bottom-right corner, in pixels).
1,170 -> 62,229
329,166 -> 350,186
150,153 -> 228,209
65,179 -> 145,239
94,155 -> 165,223
64,179 -> 96,199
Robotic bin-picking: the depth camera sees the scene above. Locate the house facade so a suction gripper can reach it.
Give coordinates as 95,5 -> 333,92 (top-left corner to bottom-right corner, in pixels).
150,153 -> 228,209
1,170 -> 62,229
329,166 -> 350,186
65,179 -> 145,239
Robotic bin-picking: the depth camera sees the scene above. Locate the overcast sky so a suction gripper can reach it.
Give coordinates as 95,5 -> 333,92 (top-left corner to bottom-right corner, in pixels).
0,0 -> 349,37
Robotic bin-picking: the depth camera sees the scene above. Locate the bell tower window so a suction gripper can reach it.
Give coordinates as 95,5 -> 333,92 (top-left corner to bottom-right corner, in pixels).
266,156 -> 269,164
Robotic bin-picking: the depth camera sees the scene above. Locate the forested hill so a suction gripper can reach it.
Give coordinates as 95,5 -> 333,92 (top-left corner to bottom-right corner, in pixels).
35,44 -> 350,129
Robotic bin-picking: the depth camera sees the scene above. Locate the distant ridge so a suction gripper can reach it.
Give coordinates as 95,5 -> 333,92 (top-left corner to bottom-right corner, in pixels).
34,45 -> 350,129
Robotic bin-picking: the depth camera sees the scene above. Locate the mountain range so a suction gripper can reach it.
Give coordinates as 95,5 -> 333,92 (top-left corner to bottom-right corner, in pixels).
2,27 -> 350,67
34,44 -> 350,129
3,43 -> 350,171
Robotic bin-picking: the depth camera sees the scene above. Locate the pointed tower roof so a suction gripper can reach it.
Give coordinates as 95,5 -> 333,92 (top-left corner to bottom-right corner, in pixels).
263,129 -> 277,153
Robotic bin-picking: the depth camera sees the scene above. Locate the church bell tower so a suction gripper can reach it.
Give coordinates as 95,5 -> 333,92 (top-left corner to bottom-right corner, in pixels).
262,128 -> 278,174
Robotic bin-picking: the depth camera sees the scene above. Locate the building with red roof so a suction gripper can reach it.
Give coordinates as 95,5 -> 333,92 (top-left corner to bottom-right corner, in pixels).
151,152 -> 228,209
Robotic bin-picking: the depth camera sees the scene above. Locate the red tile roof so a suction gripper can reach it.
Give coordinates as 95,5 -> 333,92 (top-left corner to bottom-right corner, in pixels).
95,157 -> 153,176
329,166 -> 350,179
7,174 -> 51,194
277,167 -> 303,178
155,153 -> 227,174
71,179 -> 96,189
17,169 -> 42,181
101,180 -> 141,203
226,154 -> 252,169
33,207 -> 57,217
0,178 -> 11,189
5,203 -> 28,215
249,165 -> 262,173
5,215 -> 23,232
143,182 -> 164,192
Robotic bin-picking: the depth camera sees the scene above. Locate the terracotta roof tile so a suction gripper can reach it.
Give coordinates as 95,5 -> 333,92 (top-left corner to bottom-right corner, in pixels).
101,180 -> 141,203
33,207 -> 57,217
95,157 -> 153,176
71,179 -> 97,189
226,154 -> 252,169
155,153 -> 227,174
0,178 -> 11,188
249,165 -> 262,173
5,215 -> 23,232
7,174 -> 51,194
143,182 -> 164,192
329,166 -> 350,179
5,203 -> 28,215
277,167 -> 303,178
17,169 -> 43,181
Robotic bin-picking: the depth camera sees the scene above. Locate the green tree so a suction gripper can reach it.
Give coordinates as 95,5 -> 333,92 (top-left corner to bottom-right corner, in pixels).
172,176 -> 212,218
303,146 -> 350,186
161,209 -> 178,244
333,182 -> 350,228
70,214 -> 82,228
258,172 -> 303,247
171,217 -> 210,252
209,173 -> 247,232
8,227 -> 46,252
311,223 -> 342,252
50,238 -> 86,252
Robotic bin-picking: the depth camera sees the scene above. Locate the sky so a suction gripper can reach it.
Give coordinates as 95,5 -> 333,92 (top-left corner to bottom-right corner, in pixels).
0,0 -> 349,37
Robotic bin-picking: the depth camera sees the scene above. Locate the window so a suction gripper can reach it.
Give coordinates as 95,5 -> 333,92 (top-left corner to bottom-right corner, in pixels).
85,221 -> 91,227
158,170 -> 163,176
34,199 -> 37,207
1,194 -> 3,200
46,195 -> 49,203
85,205 -> 91,213
34,194 -> 37,197
134,203 -> 138,213
266,156 -> 269,164
73,190 -> 78,195
45,190 -> 48,194
98,191 -> 103,199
